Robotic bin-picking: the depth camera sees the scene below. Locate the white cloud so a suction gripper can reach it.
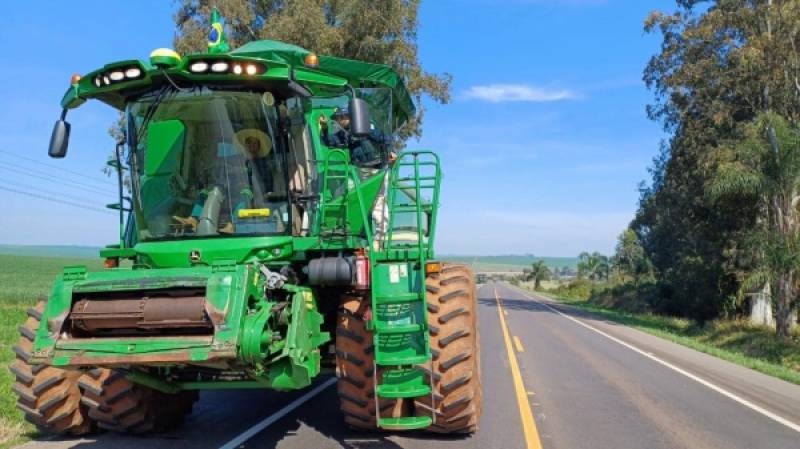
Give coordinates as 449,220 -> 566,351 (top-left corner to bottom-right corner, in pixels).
462,84 -> 578,103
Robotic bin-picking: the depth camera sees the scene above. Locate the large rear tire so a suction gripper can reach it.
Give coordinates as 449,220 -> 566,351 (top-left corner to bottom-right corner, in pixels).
79,369 -> 198,434
9,301 -> 93,435
335,294 -> 404,429
415,263 -> 482,433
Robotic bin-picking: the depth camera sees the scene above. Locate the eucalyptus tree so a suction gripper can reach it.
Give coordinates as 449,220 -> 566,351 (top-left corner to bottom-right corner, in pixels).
173,0 -> 451,142
639,0 -> 800,330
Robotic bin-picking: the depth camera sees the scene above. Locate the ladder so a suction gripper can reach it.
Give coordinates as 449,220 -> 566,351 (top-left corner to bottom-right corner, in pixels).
316,149 -> 372,243
369,151 -> 441,430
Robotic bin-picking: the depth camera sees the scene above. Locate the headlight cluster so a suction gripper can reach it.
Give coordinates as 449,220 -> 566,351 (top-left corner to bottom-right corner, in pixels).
93,66 -> 144,87
188,60 -> 265,76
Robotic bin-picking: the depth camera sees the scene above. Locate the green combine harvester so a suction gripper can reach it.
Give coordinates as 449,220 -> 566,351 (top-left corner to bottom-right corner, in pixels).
11,10 -> 480,436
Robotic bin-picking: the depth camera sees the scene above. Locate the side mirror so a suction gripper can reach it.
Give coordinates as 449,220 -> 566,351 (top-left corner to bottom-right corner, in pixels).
48,119 -> 71,158
349,97 -> 371,138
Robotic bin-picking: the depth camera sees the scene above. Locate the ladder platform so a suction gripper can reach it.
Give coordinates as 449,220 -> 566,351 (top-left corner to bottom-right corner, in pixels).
378,416 -> 433,430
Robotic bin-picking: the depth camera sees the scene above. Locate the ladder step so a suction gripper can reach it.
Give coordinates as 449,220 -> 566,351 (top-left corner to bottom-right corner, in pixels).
397,161 -> 437,167
374,293 -> 423,304
391,205 -> 433,212
378,416 -> 433,430
376,354 -> 430,366
394,176 -> 437,182
376,367 -> 431,398
373,323 -> 426,334
376,383 -> 431,399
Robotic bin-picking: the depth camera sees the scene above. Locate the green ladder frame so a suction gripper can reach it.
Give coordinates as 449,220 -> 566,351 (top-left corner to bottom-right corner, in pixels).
370,151 -> 442,430
316,148 -> 372,242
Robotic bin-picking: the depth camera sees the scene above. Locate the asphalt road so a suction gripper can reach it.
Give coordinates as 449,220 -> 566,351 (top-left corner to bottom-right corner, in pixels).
18,282 -> 800,449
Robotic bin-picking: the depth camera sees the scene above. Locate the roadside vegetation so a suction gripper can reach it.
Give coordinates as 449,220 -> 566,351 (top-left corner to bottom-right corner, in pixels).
625,1 -> 800,338
0,254 -> 104,447
510,2 -> 800,383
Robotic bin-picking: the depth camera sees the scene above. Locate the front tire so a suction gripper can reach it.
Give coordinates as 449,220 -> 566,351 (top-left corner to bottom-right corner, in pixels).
415,263 -> 482,433
335,294 -> 404,429
79,369 -> 197,434
10,301 -> 92,435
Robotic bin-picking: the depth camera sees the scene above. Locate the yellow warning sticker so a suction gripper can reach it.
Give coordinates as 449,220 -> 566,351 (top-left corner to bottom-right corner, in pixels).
238,208 -> 271,218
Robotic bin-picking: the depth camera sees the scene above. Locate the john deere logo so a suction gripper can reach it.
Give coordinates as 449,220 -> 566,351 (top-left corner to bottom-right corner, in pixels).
189,250 -> 201,264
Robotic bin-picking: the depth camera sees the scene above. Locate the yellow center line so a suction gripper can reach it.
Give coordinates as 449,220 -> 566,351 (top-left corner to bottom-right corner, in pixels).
513,336 -> 525,353
494,287 -> 543,449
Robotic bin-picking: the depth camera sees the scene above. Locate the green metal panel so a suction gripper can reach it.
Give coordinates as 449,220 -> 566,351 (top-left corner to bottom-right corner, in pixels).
143,120 -> 185,176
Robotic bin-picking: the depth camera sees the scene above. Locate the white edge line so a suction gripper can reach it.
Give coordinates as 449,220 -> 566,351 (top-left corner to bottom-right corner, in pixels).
219,377 -> 337,449
511,286 -> 800,434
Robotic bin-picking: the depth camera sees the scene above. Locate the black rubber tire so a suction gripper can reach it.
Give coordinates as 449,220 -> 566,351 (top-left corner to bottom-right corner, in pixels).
415,263 -> 482,433
335,294 -> 404,429
9,301 -> 93,435
79,369 -> 198,434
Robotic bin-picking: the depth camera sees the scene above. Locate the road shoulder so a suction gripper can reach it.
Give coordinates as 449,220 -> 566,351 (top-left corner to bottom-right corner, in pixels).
505,283 -> 800,431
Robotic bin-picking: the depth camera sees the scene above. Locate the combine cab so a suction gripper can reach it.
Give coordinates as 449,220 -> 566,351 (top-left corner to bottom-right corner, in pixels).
12,10 -> 480,435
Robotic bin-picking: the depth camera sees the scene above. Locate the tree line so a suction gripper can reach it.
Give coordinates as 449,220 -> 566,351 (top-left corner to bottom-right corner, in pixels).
617,0 -> 800,337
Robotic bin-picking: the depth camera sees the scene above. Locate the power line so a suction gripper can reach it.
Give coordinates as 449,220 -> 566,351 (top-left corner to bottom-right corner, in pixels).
0,178 -> 113,208
0,185 -> 115,215
0,149 -> 115,187
0,162 -> 111,196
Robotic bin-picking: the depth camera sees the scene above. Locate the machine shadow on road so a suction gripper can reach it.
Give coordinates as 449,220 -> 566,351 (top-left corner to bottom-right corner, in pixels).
35,386 -> 474,449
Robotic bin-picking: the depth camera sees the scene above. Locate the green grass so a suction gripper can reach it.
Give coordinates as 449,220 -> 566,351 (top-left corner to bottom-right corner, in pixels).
0,254 -> 104,447
526,288 -> 800,386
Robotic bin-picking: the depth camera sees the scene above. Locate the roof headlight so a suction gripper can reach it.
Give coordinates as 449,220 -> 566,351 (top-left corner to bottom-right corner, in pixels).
125,67 -> 142,78
109,71 -> 125,82
189,61 -> 209,73
233,64 -> 243,75
102,75 -> 110,85
211,61 -> 229,73
94,77 -> 102,87
245,64 -> 258,76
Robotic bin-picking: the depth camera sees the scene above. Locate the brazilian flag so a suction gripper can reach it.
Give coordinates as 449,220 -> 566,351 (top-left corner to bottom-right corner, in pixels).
208,8 -> 230,54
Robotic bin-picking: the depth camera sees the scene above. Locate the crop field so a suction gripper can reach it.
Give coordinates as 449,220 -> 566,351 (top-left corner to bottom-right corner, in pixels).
0,253 -> 104,447
440,255 -> 578,272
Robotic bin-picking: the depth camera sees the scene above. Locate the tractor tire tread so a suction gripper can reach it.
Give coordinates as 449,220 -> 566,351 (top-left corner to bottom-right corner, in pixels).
336,295 -> 402,430
10,301 -> 93,436
415,264 -> 482,434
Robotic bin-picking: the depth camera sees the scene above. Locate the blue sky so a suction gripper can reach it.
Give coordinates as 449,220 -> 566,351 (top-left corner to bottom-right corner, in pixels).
0,0 -> 673,256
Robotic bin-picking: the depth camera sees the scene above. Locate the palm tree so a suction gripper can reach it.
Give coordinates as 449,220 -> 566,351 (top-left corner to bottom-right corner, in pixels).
577,252 -> 610,282
526,260 -> 551,290
710,113 -> 800,337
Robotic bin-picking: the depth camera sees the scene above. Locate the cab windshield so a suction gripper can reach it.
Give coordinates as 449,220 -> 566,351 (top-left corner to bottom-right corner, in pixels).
127,88 -> 289,241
